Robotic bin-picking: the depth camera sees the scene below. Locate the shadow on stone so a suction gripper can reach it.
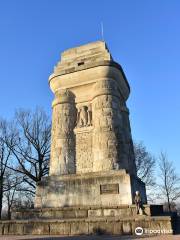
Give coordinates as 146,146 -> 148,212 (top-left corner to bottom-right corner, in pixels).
93,227 -> 108,235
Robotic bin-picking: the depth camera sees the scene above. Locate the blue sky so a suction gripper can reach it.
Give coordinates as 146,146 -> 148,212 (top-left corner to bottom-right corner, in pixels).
0,0 -> 179,172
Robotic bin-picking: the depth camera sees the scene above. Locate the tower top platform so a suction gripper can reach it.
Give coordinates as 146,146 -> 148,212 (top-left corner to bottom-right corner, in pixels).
49,41 -> 130,95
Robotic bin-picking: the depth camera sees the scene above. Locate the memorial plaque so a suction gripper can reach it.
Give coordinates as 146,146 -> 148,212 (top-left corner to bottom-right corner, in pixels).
100,184 -> 119,194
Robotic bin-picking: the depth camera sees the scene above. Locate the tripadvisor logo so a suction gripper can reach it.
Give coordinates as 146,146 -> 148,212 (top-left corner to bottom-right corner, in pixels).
135,227 -> 143,236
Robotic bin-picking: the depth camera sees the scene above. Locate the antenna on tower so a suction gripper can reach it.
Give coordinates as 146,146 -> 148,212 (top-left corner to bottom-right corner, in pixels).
101,21 -> 104,41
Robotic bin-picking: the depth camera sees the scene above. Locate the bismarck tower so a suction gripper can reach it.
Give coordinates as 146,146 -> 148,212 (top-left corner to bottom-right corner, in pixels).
6,42 -> 173,236
35,41 -> 147,207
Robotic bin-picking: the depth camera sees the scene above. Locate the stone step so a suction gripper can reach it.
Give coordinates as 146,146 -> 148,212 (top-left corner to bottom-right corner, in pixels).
0,215 -> 174,236
12,205 -> 164,220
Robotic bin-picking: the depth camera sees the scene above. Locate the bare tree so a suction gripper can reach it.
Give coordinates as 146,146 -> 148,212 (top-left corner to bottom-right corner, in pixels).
3,169 -> 22,219
0,119 -> 12,219
134,141 -> 156,188
5,108 -> 51,194
12,191 -> 34,210
2,168 -> 33,219
159,152 -> 180,212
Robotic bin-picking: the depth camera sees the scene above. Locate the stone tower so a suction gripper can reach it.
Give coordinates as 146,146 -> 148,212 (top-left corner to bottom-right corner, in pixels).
35,41 -> 147,207
5,42 -> 174,237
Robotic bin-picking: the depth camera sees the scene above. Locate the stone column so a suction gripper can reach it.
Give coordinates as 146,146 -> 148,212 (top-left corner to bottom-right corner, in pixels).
92,79 -> 122,171
49,89 -> 76,175
120,104 -> 137,175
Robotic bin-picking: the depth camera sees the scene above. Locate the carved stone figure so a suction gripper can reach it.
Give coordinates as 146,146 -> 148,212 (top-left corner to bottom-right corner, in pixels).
76,106 -> 92,127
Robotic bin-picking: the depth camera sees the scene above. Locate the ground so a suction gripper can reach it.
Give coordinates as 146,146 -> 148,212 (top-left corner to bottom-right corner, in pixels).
0,235 -> 180,240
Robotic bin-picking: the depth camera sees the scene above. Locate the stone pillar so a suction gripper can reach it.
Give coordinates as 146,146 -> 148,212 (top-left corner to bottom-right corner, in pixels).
49,89 -> 76,175
119,104 -> 137,175
92,79 -> 136,174
92,79 -> 121,171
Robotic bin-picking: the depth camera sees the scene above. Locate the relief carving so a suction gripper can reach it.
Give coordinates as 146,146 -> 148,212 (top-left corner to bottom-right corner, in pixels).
76,105 -> 92,127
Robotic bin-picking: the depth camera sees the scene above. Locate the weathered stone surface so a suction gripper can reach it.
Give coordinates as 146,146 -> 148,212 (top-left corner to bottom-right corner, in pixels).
49,89 -> 76,176
47,42 -> 136,175
8,223 -> 24,235
0,224 -> 3,235
74,127 -> 93,173
88,209 -> 103,218
122,221 -> 132,234
70,221 -> 89,235
0,216 -> 174,235
3,41 -> 175,236
33,41 -> 147,208
23,223 -> 34,235
35,170 -> 146,208
31,223 -> 50,235
12,204 -> 164,221
50,222 -> 70,235
3,223 -> 10,235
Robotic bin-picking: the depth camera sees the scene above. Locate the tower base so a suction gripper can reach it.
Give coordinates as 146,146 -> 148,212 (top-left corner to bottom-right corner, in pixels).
34,170 -> 147,208
0,215 -> 174,236
1,170 -> 174,236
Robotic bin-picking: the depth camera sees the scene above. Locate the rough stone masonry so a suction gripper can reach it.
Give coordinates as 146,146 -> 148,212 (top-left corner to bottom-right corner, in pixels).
35,41 -> 147,208
1,41 -> 175,236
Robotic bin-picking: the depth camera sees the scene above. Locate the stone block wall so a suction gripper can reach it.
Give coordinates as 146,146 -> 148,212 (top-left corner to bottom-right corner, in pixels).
74,127 -> 93,173
35,170 -> 146,208
0,216 -> 174,235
